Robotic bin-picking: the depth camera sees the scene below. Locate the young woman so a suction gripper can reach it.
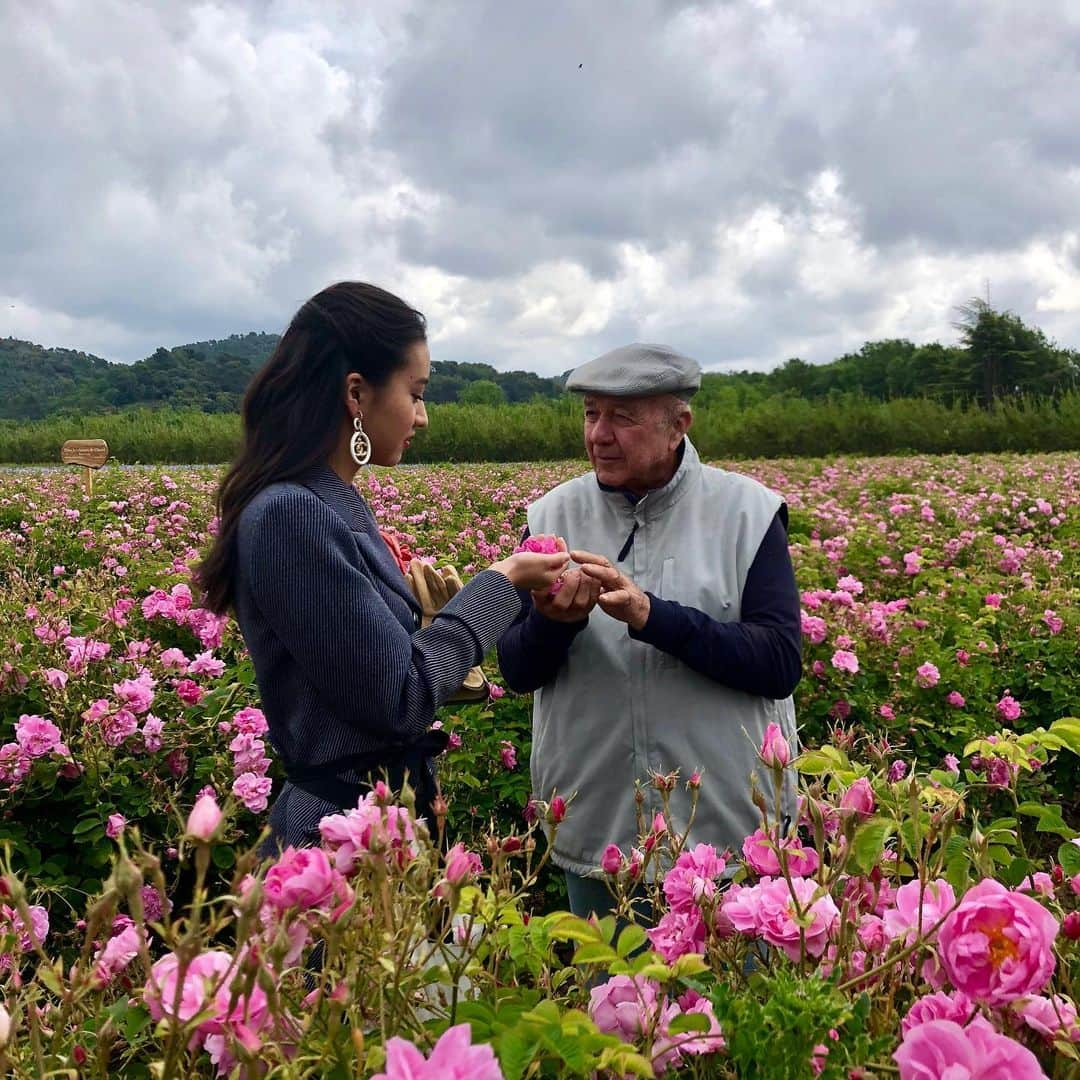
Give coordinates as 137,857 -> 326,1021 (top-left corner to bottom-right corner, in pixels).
197,282 -> 567,851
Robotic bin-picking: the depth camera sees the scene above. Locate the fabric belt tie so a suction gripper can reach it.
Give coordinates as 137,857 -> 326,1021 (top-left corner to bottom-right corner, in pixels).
283,729 -> 449,824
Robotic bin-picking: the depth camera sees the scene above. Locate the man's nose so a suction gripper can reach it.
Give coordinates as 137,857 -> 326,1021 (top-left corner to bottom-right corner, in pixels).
590,418 -> 614,442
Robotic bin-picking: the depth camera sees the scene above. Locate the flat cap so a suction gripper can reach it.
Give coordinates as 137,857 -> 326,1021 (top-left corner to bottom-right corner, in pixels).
565,343 -> 701,398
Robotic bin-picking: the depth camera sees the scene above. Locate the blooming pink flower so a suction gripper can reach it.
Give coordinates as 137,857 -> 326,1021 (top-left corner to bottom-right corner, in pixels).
831,649 -> 859,675
113,675 -> 155,715
943,754 -> 960,775
937,878 -> 1058,1005
232,772 -> 272,814
893,1016 -> 1046,1080
92,924 -> 145,987
106,813 -> 126,840
1042,609 -> 1064,634
663,843 -> 727,912
319,792 -> 420,873
499,740 -> 517,770
901,990 -> 974,1035
756,876 -> 839,961
589,975 -> 659,1041
14,714 -> 62,758
158,647 -> 189,671
946,691 -> 966,708
231,707 -> 268,736
43,668 -> 68,690
996,693 -> 1022,722
186,793 -> 223,841
188,651 -> 225,679
915,662 -> 940,688
1017,994 -> 1080,1043
371,1023 -> 504,1080
741,828 -> 819,877
514,534 -> 561,555
984,593 -> 1003,608
648,908 -> 707,962
442,842 -> 483,887
141,715 -> 165,752
264,847 -> 349,912
884,879 -> 956,947
174,678 -> 204,706
759,722 -> 792,767
102,709 -> 139,747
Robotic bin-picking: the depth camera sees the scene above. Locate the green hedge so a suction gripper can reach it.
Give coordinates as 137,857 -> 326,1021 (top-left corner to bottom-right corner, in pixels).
3,391 -> 1080,464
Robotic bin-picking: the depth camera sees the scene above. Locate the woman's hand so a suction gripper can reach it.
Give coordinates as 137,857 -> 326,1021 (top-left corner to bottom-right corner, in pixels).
490,549 -> 570,592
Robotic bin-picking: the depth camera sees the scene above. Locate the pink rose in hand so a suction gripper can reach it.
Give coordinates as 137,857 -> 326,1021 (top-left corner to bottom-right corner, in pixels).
513,534 -> 565,593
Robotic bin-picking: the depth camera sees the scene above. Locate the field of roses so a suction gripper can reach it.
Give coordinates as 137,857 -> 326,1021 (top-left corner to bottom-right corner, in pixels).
0,452 -> 1078,1078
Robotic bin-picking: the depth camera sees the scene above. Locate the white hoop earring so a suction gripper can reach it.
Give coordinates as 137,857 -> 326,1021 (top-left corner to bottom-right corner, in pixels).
349,413 -> 372,467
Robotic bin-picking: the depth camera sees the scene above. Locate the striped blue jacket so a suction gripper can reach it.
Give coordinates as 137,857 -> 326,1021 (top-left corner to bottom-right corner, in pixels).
233,464 -> 520,849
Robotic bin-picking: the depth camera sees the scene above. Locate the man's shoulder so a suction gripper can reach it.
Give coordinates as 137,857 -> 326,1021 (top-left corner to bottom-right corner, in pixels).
529,470 -> 596,514
699,463 -> 782,503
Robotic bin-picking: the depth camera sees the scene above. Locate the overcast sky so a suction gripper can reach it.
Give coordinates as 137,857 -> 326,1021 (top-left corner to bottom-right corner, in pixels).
3,1 -> 1079,374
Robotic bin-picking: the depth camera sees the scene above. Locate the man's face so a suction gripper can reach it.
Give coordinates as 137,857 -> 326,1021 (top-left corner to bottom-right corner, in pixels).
583,394 -> 689,494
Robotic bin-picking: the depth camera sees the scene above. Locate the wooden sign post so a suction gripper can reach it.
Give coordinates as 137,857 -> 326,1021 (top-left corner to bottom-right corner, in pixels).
61,439 -> 109,496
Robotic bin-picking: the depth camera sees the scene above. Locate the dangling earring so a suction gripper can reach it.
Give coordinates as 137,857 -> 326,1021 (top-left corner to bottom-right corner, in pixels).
349,413 -> 372,467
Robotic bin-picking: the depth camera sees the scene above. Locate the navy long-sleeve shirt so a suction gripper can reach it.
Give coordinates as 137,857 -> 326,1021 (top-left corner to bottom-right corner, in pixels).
497,508 -> 801,699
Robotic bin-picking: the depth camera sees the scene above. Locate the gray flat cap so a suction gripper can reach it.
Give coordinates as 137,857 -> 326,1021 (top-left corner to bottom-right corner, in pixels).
565,343 -> 701,398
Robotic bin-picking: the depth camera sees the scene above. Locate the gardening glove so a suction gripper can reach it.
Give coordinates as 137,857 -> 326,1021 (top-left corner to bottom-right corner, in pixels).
405,560 -> 490,703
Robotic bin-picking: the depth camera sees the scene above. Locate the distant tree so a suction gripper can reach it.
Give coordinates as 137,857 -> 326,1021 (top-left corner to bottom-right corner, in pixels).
461,379 -> 506,405
952,299 -> 1074,404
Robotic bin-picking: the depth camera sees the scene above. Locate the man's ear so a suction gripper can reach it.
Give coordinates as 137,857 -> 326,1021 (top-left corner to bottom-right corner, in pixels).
672,401 -> 693,442
343,372 -> 375,420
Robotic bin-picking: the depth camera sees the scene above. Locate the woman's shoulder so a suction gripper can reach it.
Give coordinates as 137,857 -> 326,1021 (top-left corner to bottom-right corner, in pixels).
238,480 -> 350,543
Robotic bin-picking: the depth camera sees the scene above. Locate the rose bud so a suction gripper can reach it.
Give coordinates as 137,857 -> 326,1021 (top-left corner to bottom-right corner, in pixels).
185,793 -> 223,842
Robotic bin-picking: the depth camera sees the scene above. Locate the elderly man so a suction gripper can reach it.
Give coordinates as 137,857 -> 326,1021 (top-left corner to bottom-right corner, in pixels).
497,343 -> 801,918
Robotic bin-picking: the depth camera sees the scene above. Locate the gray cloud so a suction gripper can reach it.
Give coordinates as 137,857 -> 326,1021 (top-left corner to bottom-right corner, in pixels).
1,0 -> 1079,374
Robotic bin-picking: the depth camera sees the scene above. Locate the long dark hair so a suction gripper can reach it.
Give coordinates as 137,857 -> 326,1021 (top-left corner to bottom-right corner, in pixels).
197,281 -> 426,613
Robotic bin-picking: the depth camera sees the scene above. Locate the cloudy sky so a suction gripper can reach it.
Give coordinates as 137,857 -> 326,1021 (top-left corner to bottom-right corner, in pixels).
3,1 -> 1079,374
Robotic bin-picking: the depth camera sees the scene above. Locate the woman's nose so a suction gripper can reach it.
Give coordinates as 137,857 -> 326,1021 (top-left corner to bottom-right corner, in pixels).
415,401 -> 429,428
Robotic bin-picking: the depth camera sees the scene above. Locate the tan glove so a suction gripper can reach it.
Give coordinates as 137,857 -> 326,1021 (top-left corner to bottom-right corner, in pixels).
405,560 -> 490,703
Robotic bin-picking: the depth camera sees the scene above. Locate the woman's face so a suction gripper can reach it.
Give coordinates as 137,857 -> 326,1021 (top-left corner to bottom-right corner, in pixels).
364,341 -> 430,467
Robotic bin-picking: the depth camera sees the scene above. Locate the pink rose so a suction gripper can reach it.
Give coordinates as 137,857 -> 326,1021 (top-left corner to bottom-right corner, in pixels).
831,649 -> 859,675
915,662 -> 940,688
901,990 -> 974,1035
106,813 -> 127,840
893,1017 -> 1046,1080
14,714 -> 62,758
372,1023 -> 504,1080
946,691 -> 966,708
514,534 -> 561,555
647,908 -> 707,963
264,846 -> 347,912
1017,994 -> 1080,1042
319,793 -> 419,873
589,975 -> 659,1041
996,693 -> 1022,722
741,828 -> 819,877
499,740 -> 517,770
442,842 -> 483,887
662,843 -> 727,913
839,778 -> 875,819
231,706 -> 268,736
186,793 -> 223,841
232,771 -> 272,813
740,876 -> 839,961
601,844 -> 623,875
759,722 -> 792,768
937,879 -> 1058,1005
884,879 -> 956,946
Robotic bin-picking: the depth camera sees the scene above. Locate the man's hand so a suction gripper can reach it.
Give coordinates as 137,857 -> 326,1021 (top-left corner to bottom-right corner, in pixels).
571,550 -> 651,631
531,566 -> 602,623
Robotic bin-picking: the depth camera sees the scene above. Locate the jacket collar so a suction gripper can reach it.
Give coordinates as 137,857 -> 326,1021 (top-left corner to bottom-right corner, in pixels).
596,437 -> 701,519
299,464 -> 421,615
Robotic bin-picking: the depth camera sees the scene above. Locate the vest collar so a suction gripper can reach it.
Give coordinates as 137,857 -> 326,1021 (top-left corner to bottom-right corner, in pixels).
596,437 -> 701,519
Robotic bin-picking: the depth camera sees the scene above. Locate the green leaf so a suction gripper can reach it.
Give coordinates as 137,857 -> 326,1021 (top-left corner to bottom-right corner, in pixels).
73,816 -> 103,836
616,924 -> 648,958
573,941 -> 619,965
850,817 -> 895,875
1047,717 -> 1080,755
211,844 -> 235,869
1000,856 -> 1033,888
794,745 -> 852,776
1058,841 -> 1080,876
665,1011 -> 711,1035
